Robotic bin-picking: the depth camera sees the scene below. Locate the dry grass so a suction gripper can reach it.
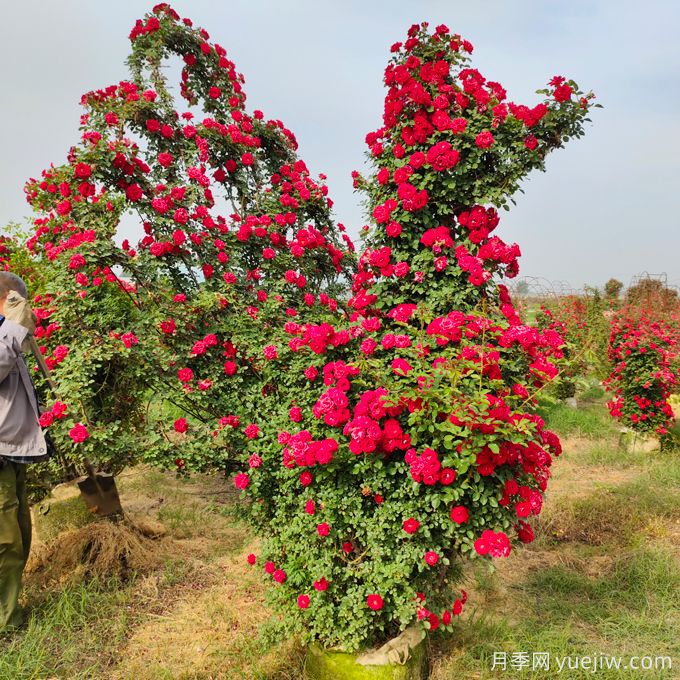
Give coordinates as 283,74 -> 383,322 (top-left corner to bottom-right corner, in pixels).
105,469 -> 305,678
112,547 -> 305,680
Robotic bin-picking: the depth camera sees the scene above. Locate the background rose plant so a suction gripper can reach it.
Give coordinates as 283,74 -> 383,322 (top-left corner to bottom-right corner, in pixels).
605,310 -> 679,439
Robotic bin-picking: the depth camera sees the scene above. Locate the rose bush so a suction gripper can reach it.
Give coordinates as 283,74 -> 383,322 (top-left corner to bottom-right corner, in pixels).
604,279 -> 679,440
231,22 -> 596,651
605,311 -> 679,439
4,222 -> 154,483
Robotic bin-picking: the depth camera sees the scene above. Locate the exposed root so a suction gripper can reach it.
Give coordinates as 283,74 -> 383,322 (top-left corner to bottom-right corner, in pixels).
27,516 -> 170,585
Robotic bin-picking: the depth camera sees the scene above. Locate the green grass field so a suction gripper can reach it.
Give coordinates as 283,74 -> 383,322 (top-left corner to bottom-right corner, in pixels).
1,401 -> 678,679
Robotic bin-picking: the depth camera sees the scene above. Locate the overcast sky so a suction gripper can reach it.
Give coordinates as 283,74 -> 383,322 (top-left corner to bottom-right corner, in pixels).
1,1 -> 678,291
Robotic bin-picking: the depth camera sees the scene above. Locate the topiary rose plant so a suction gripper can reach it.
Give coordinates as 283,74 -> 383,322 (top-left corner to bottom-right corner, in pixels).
234,22 -> 596,652
18,5 -> 598,655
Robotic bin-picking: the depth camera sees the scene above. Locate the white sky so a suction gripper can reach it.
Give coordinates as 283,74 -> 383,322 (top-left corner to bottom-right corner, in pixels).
1,0 -> 678,290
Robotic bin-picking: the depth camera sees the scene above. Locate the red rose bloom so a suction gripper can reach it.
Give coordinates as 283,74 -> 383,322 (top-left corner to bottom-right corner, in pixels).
424,551 -> 439,566
475,131 -> 494,148
233,473 -> 250,490
126,183 -> 144,202
367,594 -> 384,611
244,423 -> 260,439
74,162 -> 92,178
553,83 -> 573,102
450,506 -> 469,524
403,518 -> 420,534
516,520 -> 535,544
314,577 -> 329,591
69,423 -> 89,443
386,221 -> 402,238
515,501 -> 531,518
263,345 -> 278,360
56,200 -> 71,216
440,468 -> 456,485
474,530 -> 511,557
178,367 -> 194,382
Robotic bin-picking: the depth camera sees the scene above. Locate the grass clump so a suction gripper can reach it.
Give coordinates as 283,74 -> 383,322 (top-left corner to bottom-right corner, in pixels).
578,384 -> 606,402
429,547 -> 679,679
581,442 -> 644,468
0,580 -> 133,680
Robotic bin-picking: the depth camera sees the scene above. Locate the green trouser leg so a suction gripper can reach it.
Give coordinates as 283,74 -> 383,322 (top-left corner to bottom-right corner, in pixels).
0,461 -> 31,631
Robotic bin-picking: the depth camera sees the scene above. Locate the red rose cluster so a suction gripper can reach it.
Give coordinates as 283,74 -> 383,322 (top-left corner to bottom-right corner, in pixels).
22,1 -> 356,478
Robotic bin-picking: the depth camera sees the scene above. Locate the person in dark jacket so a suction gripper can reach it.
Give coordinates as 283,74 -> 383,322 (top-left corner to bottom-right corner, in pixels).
0,272 -> 46,632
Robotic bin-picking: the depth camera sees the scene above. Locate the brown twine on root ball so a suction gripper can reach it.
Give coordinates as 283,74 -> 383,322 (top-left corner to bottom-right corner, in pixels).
27,517 -> 170,585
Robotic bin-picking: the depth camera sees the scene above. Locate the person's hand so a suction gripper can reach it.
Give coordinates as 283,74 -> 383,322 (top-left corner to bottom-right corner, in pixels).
3,291 -> 37,335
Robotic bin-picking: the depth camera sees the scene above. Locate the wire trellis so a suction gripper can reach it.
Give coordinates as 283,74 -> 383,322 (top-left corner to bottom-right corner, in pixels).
506,272 -> 680,301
